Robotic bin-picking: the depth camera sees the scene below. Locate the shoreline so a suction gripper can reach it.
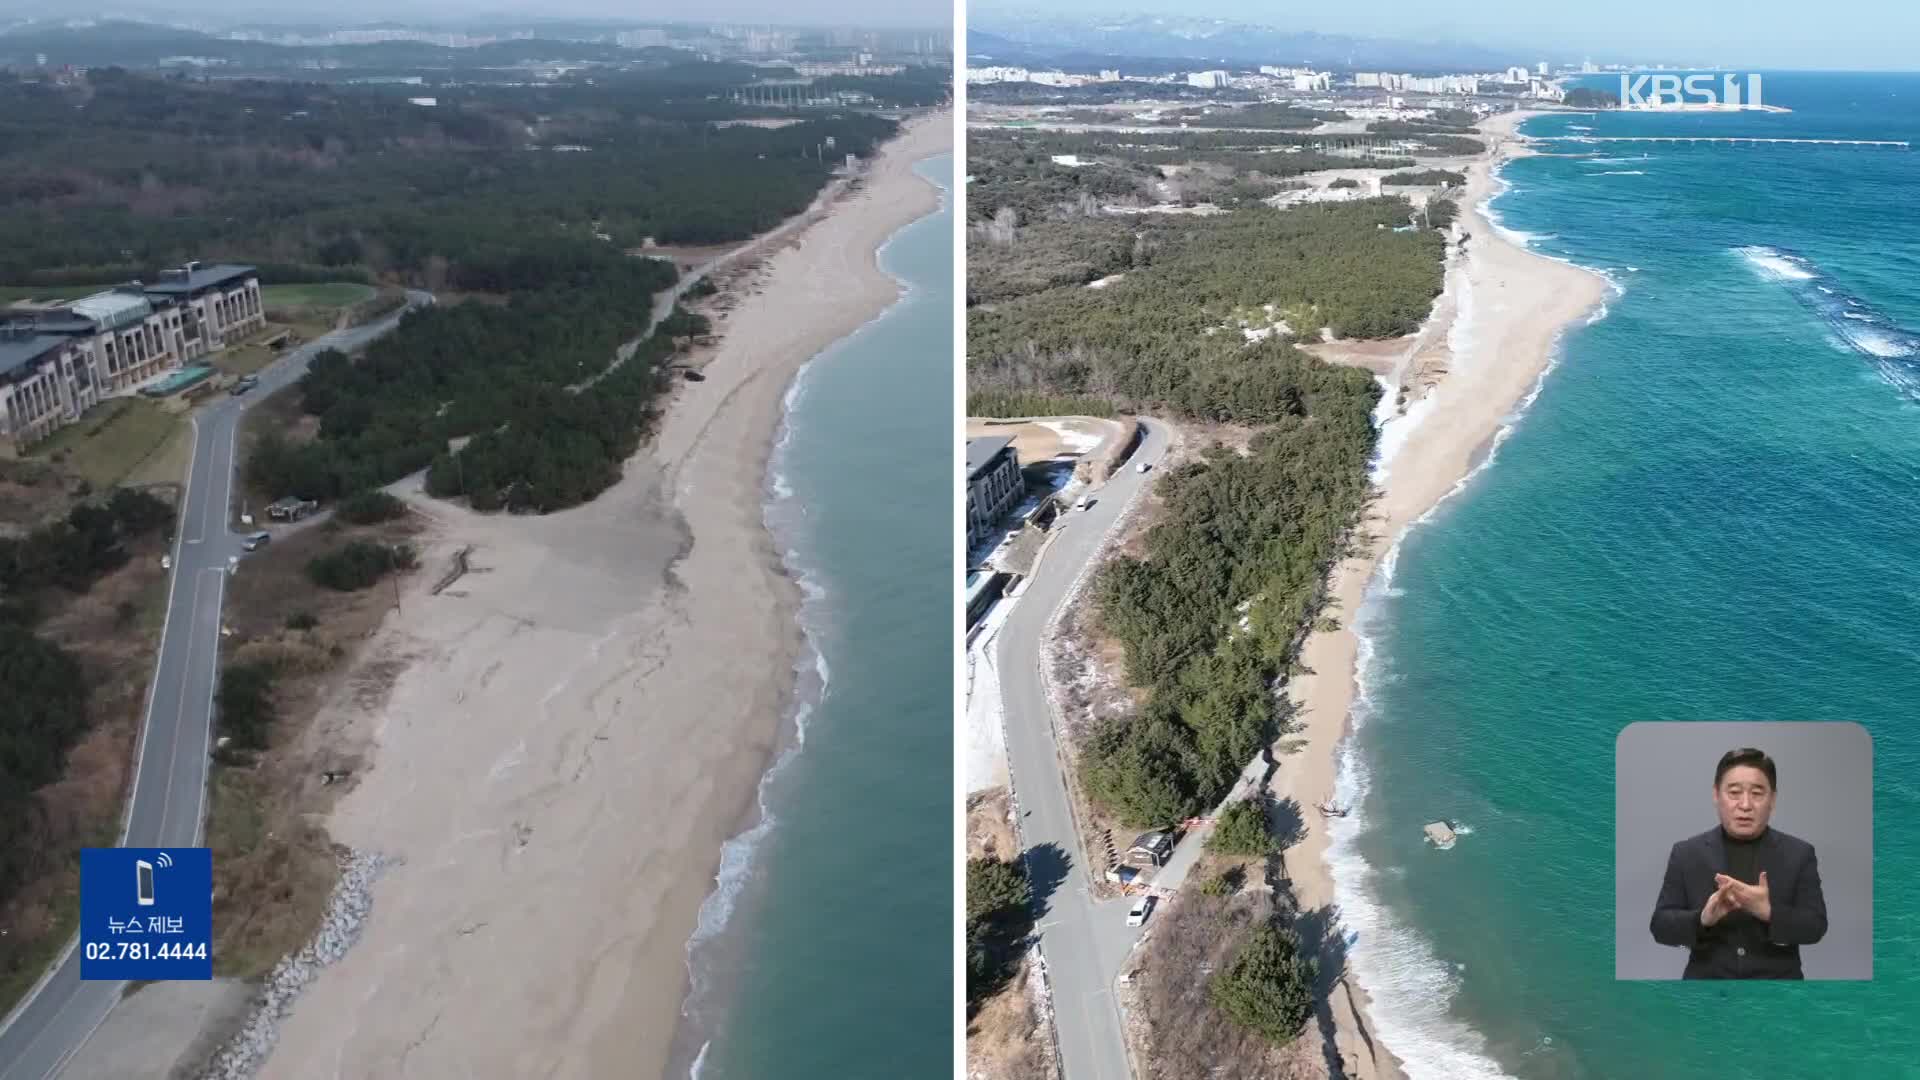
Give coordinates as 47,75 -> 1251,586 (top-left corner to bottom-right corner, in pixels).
675,148 -> 954,1076
1269,109 -> 1610,1079
249,112 -> 951,1080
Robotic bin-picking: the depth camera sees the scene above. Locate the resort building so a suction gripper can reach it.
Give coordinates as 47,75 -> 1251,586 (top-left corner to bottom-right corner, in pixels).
965,436 -> 1024,552
141,262 -> 266,353
0,262 -> 264,449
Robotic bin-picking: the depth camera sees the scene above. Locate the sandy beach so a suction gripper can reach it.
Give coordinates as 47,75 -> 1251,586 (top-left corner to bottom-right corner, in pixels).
1266,110 -> 1608,1079
251,112 -> 950,1080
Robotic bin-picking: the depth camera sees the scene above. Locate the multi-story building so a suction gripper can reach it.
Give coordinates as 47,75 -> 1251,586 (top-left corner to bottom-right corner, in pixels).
0,262 -> 264,449
1187,70 -> 1229,89
0,331 -> 96,448
140,262 -> 265,354
965,436 -> 1025,552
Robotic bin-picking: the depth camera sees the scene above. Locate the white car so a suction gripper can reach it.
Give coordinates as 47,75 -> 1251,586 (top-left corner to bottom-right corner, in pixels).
1073,495 -> 1094,512
1126,893 -> 1155,927
1136,461 -> 1151,474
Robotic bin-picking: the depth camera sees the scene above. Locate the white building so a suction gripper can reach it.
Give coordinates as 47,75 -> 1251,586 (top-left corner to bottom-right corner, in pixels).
1292,71 -> 1331,92
965,66 -> 1031,84
1505,66 -> 1531,84
1537,61 -> 1549,75
1029,70 -> 1073,86
1099,69 -> 1121,81
1187,70 -> 1229,89
1354,72 -> 1382,88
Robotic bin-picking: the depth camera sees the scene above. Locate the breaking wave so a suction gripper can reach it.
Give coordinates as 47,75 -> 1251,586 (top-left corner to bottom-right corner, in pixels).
1735,245 -> 1920,396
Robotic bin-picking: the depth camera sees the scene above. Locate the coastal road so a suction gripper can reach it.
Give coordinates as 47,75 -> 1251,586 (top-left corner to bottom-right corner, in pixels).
994,419 -> 1169,1080
0,292 -> 432,1080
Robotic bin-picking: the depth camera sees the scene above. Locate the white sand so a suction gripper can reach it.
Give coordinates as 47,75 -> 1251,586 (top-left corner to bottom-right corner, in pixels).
253,113 -> 951,1080
1268,110 -> 1609,1079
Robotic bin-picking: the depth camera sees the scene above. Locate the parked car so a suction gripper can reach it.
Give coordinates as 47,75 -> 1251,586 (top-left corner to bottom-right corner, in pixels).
229,374 -> 260,395
1136,461 -> 1152,474
1126,893 -> 1156,927
242,531 -> 271,552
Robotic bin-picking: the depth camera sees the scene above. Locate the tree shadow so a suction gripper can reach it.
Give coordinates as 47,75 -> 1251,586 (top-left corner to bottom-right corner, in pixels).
1294,902 -> 1380,1080
1023,840 -> 1072,922
1270,795 -> 1308,851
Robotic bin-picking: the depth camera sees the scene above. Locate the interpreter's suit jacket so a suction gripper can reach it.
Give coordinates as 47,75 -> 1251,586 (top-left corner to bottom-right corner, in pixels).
1649,826 -> 1827,979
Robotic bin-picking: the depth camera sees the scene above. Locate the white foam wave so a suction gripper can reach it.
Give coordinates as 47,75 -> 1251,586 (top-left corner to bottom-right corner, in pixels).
1479,172 -> 1538,249
1842,327 -> 1913,358
1324,218 -> 1599,1077
1330,602 -> 1519,1080
1735,245 -> 1815,282
1591,170 -> 1645,176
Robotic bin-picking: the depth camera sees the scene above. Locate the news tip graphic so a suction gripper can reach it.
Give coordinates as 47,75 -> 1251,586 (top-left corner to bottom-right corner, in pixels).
79,847 -> 212,981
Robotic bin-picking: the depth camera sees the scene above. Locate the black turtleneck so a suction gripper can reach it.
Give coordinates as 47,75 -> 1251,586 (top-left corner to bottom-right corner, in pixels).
1723,827 -> 1764,885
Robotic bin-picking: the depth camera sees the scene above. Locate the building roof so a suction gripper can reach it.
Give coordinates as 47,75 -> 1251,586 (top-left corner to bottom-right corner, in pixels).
69,289 -> 153,331
966,435 -> 1015,480
0,332 -> 69,380
1128,830 -> 1172,853
142,263 -> 257,297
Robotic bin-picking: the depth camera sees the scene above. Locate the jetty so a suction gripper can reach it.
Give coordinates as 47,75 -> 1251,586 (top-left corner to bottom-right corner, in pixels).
1423,821 -> 1458,849
1533,136 -> 1908,149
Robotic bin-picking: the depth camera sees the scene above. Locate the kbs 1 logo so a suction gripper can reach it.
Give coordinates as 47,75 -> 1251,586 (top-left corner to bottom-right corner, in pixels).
1618,72 -> 1765,110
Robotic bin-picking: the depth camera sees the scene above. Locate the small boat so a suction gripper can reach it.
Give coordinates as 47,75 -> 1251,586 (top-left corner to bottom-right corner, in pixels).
1317,802 -> 1351,818
1423,821 -> 1458,849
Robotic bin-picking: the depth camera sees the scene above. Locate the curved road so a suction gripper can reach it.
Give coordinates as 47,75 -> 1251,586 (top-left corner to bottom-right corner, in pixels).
993,418 -> 1169,1080
0,293 -> 431,1080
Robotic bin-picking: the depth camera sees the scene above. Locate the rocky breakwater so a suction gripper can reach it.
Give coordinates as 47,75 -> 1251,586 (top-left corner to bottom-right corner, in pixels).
202,849 -> 394,1080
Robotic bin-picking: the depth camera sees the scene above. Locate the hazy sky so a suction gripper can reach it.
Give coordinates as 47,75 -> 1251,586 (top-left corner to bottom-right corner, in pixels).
2,1 -> 951,30
979,0 -> 1920,70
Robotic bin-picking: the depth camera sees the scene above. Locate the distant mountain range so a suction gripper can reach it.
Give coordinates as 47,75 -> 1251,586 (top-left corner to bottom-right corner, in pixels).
969,13 -> 1627,72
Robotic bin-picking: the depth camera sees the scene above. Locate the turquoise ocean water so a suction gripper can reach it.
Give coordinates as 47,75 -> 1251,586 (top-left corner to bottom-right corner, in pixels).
1336,77 -> 1920,1078
681,154 -> 954,1079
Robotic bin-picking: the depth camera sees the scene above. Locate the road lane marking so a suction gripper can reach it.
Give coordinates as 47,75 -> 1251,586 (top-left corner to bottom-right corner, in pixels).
190,571 -> 227,846
155,570 -> 217,847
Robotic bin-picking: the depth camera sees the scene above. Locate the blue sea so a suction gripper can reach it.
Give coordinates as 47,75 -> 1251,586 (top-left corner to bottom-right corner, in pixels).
680,154 -> 954,1079
1335,75 -> 1920,1078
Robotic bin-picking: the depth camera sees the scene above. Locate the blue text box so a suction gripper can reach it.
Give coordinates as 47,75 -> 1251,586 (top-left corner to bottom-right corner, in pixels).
79,848 -> 212,981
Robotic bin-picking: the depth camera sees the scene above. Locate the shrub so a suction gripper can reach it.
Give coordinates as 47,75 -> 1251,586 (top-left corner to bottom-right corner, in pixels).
1200,866 -> 1244,897
216,661 -> 279,751
335,489 -> 406,525
307,540 -> 409,592
285,611 -> 319,631
1206,798 -> 1275,857
1211,925 -> 1316,1043
966,856 -> 1034,1009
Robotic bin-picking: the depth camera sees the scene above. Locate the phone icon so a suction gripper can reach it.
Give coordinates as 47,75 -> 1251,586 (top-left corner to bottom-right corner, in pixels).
136,860 -> 155,906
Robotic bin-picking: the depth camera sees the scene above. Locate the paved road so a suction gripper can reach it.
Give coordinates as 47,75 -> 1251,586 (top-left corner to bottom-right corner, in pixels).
993,419 -> 1169,1080
0,293 -> 432,1080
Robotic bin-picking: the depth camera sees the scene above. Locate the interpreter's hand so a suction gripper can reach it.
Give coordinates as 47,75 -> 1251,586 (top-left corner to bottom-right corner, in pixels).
1700,880 -> 1738,927
1715,871 -> 1773,923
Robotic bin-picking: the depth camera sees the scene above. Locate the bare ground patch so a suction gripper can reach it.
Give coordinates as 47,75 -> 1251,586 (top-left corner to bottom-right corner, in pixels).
1131,885 -> 1325,1080
205,510 -> 428,981
966,788 -> 1061,1080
